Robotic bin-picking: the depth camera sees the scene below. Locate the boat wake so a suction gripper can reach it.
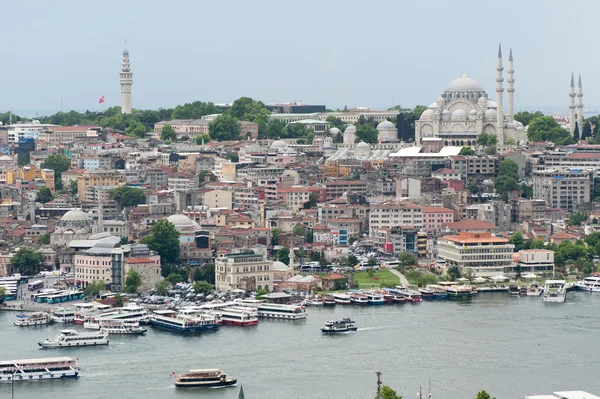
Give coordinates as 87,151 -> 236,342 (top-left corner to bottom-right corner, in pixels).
358,325 -> 393,332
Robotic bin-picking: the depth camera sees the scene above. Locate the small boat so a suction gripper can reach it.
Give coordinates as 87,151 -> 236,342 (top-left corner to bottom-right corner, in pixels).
400,289 -> 422,303
418,287 -> 435,299
321,318 -> 358,333
323,295 -> 336,307
428,285 -> 449,300
527,282 -> 543,297
366,292 -> 384,305
332,293 -> 351,305
38,329 -> 109,348
51,308 -> 76,323
14,312 -> 52,327
446,285 -> 473,300
101,325 -> 147,335
575,276 -> 600,292
542,280 -> 567,303
508,284 -> 520,296
382,293 -> 394,304
519,286 -> 528,296
0,357 -> 79,381
174,369 -> 237,388
392,293 -> 406,303
350,293 -> 368,305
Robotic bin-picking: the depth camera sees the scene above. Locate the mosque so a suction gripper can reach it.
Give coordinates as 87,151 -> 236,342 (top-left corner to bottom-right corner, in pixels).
415,45 -> 527,146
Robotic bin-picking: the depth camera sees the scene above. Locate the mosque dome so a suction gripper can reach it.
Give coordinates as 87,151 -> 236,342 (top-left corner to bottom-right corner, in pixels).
436,96 -> 446,106
344,125 -> 357,133
484,109 -> 497,119
270,140 -> 287,150
469,109 -> 478,116
356,141 -> 370,149
377,120 -> 395,129
60,210 -> 91,223
516,126 -> 524,131
486,100 -> 498,108
421,109 -> 434,119
477,110 -> 484,117
444,76 -> 484,93
477,96 -> 488,107
329,127 -> 341,135
272,261 -> 289,270
167,213 -> 200,230
428,102 -> 439,108
441,110 -> 451,120
451,109 -> 467,120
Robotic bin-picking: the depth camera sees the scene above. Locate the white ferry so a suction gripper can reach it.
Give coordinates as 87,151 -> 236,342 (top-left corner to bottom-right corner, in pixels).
321,318 -> 358,333
149,310 -> 220,332
350,293 -> 369,305
101,324 -> 147,335
365,292 -> 384,305
257,303 -> 307,320
0,357 -> 79,382
73,303 -> 112,325
332,293 -> 351,305
174,369 -> 236,388
84,318 -> 141,330
14,312 -> 52,327
221,306 -> 258,326
98,305 -> 150,324
38,329 -> 109,348
575,276 -> 600,292
51,308 -> 76,323
542,280 -> 567,303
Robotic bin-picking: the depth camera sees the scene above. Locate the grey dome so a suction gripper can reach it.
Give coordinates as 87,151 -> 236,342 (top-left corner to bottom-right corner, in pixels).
451,109 -> 467,120
270,140 -> 287,149
421,109 -> 434,119
329,127 -> 341,135
167,214 -> 200,230
485,109 -> 497,119
445,76 -> 484,93
60,210 -> 91,222
477,97 -> 488,106
377,120 -> 396,129
344,125 -> 357,133
436,96 -> 446,106
356,141 -> 370,148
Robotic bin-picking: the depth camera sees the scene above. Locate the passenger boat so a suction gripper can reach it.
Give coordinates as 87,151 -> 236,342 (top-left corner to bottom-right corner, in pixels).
508,284 -> 520,296
428,285 -> 449,299
174,369 -> 236,388
51,308 -> 76,323
98,305 -> 150,324
321,318 -> 358,333
575,276 -> 600,292
542,280 -> 567,303
400,289 -> 423,303
38,329 -> 109,348
519,286 -> 528,296
220,306 -> 258,326
84,317 -> 141,330
323,295 -> 336,307
382,293 -> 394,304
350,293 -> 368,305
527,282 -> 543,296
445,285 -> 473,300
391,293 -> 406,303
73,304 -> 113,325
14,312 -> 52,327
365,292 -> 384,305
332,293 -> 351,305
101,324 -> 147,335
149,310 -> 220,332
418,287 -> 435,299
256,303 -> 307,320
0,357 -> 79,382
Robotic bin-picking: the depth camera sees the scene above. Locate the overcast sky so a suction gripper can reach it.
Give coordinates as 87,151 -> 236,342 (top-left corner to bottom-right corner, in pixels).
1,0 -> 596,115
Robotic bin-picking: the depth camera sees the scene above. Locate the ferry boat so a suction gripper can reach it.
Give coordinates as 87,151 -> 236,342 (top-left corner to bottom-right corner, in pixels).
527,282 -> 543,297
575,276 -> 600,292
428,285 -> 449,300
323,295 -> 336,307
99,305 -> 150,324
542,280 -> 567,303
332,293 -> 351,305
149,310 -> 220,332
418,287 -> 435,299
445,285 -> 473,300
400,289 -> 423,303
38,329 -> 109,348
101,324 -> 147,335
382,293 -> 394,304
51,308 -> 76,323
508,284 -> 520,296
365,292 -> 384,305
14,312 -> 52,327
256,303 -> 307,320
350,293 -> 369,305
321,318 -> 358,333
73,304 -> 113,325
0,357 -> 79,382
220,306 -> 258,327
174,369 -> 236,388
84,317 -> 141,330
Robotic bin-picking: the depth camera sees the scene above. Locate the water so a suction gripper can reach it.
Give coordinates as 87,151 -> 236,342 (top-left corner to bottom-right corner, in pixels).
1,292 -> 600,399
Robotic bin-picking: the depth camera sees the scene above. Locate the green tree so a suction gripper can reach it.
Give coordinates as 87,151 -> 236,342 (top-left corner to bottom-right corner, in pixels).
12,247 -> 43,275
160,124 -> 176,141
326,116 -> 344,129
527,116 -> 575,145
505,137 -> 516,145
265,119 -> 286,139
276,248 -> 290,266
166,272 -> 184,284
156,280 -> 169,295
568,211 -> 588,226
398,252 -> 417,269
355,123 -> 378,144
139,220 -> 180,264
194,134 -> 211,145
171,101 -> 220,119
348,255 -> 359,267
114,294 -> 124,307
225,152 -> 239,162
458,146 -> 475,156
495,159 -> 520,200
193,280 -> 214,293
36,187 -> 54,204
109,186 -> 146,208
306,130 -> 314,144
520,183 -> 533,199
256,288 -> 268,297
573,122 -> 580,141
469,180 -> 479,194
530,239 -> 545,249
485,145 -> 496,155
271,228 -> 281,246
192,263 -> 215,284
209,114 -> 241,141
226,97 -> 268,121
84,280 -> 106,298
0,287 -> 5,301
447,265 -> 460,281
375,385 -> 403,399
37,233 -> 51,245
124,269 -> 142,294
125,120 -> 147,138
306,192 -> 319,208
514,111 -> 544,126
475,390 -> 496,399
41,154 -> 71,175
583,121 -> 593,140
476,133 -> 491,146
509,231 -> 524,251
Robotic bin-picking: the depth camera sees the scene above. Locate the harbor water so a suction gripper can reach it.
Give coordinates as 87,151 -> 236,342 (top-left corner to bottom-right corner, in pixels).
2,292 -> 600,399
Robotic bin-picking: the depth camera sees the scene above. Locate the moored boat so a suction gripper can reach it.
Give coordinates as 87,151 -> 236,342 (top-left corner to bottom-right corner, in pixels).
418,287 -> 435,299
256,303 -> 307,319
542,280 -> 567,303
428,285 -> 449,300
400,289 -> 422,303
527,282 -> 543,296
365,292 -> 384,305
332,293 -> 351,305
101,325 -> 147,335
0,357 -> 79,382
149,310 -> 220,332
445,285 -> 473,300
508,284 -> 520,296
14,312 -> 52,327
323,295 -> 336,307
220,306 -> 258,326
350,293 -> 368,305
575,276 -> 600,292
38,329 -> 109,348
519,285 -> 528,296
51,308 -> 76,323
174,369 -> 237,388
321,318 -> 358,333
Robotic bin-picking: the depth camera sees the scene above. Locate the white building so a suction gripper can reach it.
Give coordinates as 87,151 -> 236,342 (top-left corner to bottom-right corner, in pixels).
369,201 -> 423,236
532,168 -> 593,212
518,249 -> 554,275
215,251 -> 274,292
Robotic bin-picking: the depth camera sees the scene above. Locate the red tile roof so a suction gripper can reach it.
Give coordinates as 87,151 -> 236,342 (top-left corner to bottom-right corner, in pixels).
124,257 -> 155,264
550,232 -> 578,239
441,232 -> 508,244
422,206 -> 454,214
443,219 -> 497,230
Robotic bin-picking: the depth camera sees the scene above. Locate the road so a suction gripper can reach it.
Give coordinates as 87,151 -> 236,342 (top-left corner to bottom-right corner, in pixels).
388,268 -> 409,286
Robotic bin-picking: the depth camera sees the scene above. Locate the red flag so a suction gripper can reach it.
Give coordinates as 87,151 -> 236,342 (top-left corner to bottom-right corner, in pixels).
99,96 -> 105,104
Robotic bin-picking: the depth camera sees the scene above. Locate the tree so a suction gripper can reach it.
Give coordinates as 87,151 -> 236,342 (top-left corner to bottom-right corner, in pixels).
514,111 -> 544,126
193,280 -> 214,293
271,228 -> 281,246
485,145 -> 496,155
160,124 -> 176,141
505,137 -> 516,145
166,272 -> 184,284
0,287 -> 5,301
256,288 -> 268,297
156,280 -> 169,296
498,159 -> 519,179
458,146 -> 475,156
114,294 -> 124,308
568,211 -> 588,226
447,265 -> 460,281
193,263 -> 215,284
495,159 -> 520,200
520,183 -> 533,199
530,239 -> 545,249
84,280 -> 106,298
475,390 -> 496,399
36,187 -> 54,204
125,120 -> 147,138
194,134 -> 211,145
348,255 -> 359,267
509,231 -> 525,251
375,385 -> 403,399
109,186 -> 146,208
12,247 -> 43,275
226,97 -> 268,121
124,269 -> 142,294
209,114 -> 241,141
171,101 -> 220,119
139,220 -> 180,264
37,233 -> 51,245
398,252 -> 417,269
225,152 -> 239,162
355,123 -> 378,144
276,248 -> 290,266
527,116 -> 574,145
265,119 -> 286,139
468,180 -> 479,194
583,121 -> 593,140
41,154 -> 70,175
573,122 -> 580,141
306,130 -> 314,144
307,192 -> 319,208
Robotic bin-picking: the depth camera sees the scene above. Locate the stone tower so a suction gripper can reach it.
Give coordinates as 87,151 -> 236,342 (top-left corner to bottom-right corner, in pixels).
507,48 -> 515,122
496,44 -> 504,143
120,48 -> 133,114
569,73 -> 576,136
577,74 -> 583,138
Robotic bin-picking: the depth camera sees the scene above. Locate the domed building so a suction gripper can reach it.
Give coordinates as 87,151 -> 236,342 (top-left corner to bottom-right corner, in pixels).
415,46 -> 527,146
377,120 -> 397,142
51,209 -> 95,246
343,125 -> 356,146
269,140 -> 288,151
354,141 -> 371,158
167,213 -> 201,244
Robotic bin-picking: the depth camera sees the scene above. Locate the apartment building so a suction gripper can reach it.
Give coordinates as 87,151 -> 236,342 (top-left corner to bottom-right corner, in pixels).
6,165 -> 56,193
532,168 -> 593,212
369,201 -> 423,236
543,152 -> 600,172
277,186 -> 326,213
376,226 -> 418,256
450,155 -> 498,181
518,249 -> 554,275
215,251 -> 274,291
324,180 -> 367,201
422,206 -> 454,232
77,170 -> 127,201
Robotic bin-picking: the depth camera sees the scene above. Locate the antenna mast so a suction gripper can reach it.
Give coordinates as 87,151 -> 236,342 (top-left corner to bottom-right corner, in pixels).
376,370 -> 382,399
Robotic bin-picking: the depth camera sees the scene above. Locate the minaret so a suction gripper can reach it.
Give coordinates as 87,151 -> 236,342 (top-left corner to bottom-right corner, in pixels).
496,44 -> 505,143
120,48 -> 133,114
507,48 -> 515,122
569,73 -> 576,136
95,181 -> 104,234
577,74 -> 584,137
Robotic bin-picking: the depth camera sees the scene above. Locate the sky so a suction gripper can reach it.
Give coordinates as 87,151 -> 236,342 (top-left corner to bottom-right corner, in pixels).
1,0 -> 597,116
